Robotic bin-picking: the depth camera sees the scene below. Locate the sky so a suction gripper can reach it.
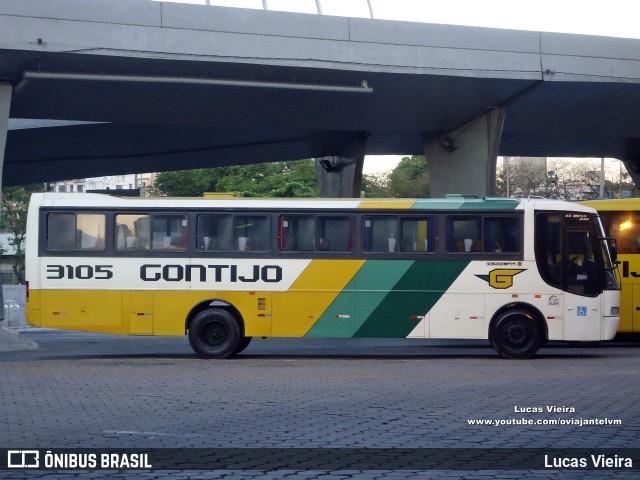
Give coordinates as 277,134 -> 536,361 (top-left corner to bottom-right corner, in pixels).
155,0 -> 639,174
161,0 -> 640,39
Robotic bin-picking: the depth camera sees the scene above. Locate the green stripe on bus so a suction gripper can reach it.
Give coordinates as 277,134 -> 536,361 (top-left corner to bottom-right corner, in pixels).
353,260 -> 470,338
412,199 -> 520,210
305,260 -> 413,337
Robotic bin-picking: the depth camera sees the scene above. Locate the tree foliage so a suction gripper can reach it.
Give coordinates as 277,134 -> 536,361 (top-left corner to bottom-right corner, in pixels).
154,160 -> 319,197
361,172 -> 391,198
388,156 -> 429,198
154,168 -> 227,197
154,156 -> 433,200
360,156 -> 429,198
496,157 -> 638,200
217,160 -> 318,197
1,184 -> 44,283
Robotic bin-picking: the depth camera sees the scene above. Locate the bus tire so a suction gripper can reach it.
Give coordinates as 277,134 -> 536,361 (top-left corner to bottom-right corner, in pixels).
491,309 -> 542,359
234,336 -> 252,355
188,309 -> 240,358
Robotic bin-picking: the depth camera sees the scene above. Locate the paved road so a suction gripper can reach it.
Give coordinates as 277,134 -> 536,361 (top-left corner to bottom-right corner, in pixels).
1,329 -> 639,479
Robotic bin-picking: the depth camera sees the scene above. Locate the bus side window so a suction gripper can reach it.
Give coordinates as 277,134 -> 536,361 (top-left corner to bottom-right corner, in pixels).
47,213 -> 106,251
317,216 -> 352,252
280,215 -> 314,252
47,213 -> 77,251
400,217 -> 436,253
151,214 -> 187,251
484,217 -> 521,253
77,214 -> 106,250
447,217 -> 481,253
235,215 -> 270,252
363,216 -> 398,253
198,214 -> 233,251
115,214 -> 150,250
281,215 -> 352,253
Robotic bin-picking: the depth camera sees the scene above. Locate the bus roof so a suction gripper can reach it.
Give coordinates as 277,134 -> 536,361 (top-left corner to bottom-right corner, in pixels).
31,192 -> 596,213
581,198 -> 640,211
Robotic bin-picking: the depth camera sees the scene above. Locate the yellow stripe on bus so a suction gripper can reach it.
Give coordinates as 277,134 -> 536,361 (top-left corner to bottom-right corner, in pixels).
272,259 -> 365,336
28,261 -> 366,338
358,200 -> 416,209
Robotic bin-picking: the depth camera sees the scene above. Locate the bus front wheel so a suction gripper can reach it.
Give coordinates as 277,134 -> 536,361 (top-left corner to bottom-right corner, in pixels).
491,309 -> 542,359
234,336 -> 252,355
188,309 -> 240,358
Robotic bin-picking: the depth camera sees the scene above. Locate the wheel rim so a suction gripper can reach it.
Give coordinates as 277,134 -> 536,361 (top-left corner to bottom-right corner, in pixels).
505,322 -> 528,346
203,321 -> 228,348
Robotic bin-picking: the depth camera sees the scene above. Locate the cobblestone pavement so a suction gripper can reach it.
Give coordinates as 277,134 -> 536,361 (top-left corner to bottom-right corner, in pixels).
1,329 -> 639,479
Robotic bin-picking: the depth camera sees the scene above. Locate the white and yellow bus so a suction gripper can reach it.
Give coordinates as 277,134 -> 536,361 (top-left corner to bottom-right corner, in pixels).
582,198 -> 640,336
26,193 -> 619,359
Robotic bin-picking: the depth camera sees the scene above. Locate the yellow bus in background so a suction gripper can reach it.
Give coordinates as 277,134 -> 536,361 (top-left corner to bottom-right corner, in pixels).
582,199 -> 640,336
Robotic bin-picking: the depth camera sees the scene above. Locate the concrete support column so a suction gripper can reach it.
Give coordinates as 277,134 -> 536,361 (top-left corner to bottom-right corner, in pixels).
0,83 -> 38,350
423,108 -> 505,198
622,158 -> 640,190
0,83 -> 12,323
0,83 -> 10,190
0,83 -> 13,321
316,134 -> 367,198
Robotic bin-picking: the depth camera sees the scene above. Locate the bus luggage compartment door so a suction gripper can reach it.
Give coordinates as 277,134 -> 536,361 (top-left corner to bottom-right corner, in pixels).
125,291 -> 153,335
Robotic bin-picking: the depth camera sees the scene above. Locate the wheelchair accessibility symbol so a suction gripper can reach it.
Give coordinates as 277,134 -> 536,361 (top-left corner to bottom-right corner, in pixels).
577,306 -> 588,316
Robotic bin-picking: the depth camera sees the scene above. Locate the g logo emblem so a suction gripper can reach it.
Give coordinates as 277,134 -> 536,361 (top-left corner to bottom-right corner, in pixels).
476,269 -> 526,289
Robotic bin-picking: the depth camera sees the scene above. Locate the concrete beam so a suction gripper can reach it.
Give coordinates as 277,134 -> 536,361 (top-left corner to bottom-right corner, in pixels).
423,108 -> 505,198
0,83 -> 10,189
316,135 -> 367,198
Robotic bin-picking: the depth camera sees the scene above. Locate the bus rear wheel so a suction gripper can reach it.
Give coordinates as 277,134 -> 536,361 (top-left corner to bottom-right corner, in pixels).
188,309 -> 240,358
491,309 -> 542,359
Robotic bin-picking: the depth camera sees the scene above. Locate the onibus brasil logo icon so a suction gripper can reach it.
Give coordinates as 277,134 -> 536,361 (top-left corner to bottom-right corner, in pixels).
476,269 -> 526,289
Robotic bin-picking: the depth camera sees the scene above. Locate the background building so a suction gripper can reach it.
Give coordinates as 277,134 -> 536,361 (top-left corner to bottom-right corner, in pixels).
49,173 -> 157,196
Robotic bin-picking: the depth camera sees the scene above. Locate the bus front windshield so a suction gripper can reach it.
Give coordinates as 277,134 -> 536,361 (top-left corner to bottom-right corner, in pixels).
595,216 -> 620,290
535,212 -> 619,296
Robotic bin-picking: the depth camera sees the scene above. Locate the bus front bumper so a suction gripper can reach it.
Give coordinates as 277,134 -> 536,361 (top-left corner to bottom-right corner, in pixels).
603,316 -> 620,340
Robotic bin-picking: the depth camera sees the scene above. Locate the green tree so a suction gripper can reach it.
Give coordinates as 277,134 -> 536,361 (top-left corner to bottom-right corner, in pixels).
1,184 -> 44,283
153,168 -> 229,197
217,160 -> 318,197
389,156 -> 429,198
361,172 -> 391,198
153,160 -> 319,197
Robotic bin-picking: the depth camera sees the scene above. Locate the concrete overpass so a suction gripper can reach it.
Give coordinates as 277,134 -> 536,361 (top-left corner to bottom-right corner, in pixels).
1,0 -> 640,197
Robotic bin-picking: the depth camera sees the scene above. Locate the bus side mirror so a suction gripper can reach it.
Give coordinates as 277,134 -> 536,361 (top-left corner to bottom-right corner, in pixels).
609,241 -> 618,262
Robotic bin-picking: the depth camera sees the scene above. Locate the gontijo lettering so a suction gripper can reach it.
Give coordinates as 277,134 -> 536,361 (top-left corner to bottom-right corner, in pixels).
140,264 -> 283,283
45,264 -> 284,283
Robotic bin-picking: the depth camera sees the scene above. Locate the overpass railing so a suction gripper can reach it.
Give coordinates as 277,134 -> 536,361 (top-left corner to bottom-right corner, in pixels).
156,0 -> 375,19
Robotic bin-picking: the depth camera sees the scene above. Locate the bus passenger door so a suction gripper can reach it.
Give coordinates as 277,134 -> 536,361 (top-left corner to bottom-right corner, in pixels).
125,291 -> 154,335
563,228 -> 602,340
564,293 -> 601,340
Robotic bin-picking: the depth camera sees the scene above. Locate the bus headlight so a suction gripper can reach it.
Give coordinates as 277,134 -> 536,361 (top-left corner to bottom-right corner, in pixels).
610,307 -> 619,316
